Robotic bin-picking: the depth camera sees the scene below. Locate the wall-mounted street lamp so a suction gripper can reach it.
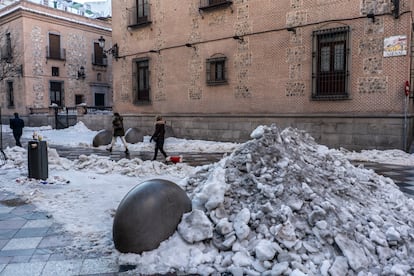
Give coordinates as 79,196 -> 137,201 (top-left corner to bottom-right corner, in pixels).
98,36 -> 119,59
77,66 -> 85,79
149,49 -> 160,54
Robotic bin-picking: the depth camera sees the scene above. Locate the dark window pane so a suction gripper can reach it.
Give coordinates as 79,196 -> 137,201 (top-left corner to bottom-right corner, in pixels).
49,34 -> 60,59
50,82 -> 63,106
7,81 -> 14,106
313,27 -> 349,99
94,42 -> 104,65
136,59 -> 149,101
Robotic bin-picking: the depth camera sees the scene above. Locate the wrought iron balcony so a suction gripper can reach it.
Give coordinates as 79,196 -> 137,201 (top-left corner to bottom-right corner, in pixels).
46,46 -> 66,61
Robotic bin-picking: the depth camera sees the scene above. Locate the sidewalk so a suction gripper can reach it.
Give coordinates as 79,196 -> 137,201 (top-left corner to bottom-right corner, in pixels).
0,134 -> 226,276
1,134 -> 414,275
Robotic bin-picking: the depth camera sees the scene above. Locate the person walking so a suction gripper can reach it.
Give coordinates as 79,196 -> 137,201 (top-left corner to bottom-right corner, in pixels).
107,112 -> 129,154
150,115 -> 168,161
9,112 -> 24,147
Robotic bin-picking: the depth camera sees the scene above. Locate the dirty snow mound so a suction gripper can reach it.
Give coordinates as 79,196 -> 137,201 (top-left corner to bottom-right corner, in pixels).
181,125 -> 414,275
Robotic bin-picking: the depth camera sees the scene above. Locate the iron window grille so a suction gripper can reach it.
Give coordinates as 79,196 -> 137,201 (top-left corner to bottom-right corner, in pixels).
128,0 -> 152,29
132,58 -> 151,104
199,0 -> 233,11
206,55 -> 227,85
312,26 -> 350,100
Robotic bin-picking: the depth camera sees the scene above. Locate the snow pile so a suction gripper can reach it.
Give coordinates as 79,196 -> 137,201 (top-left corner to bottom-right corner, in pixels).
125,125 -> 414,275
340,148 -> 414,166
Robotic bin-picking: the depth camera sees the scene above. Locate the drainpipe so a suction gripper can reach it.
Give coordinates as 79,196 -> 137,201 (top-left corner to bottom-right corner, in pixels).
404,81 -> 410,151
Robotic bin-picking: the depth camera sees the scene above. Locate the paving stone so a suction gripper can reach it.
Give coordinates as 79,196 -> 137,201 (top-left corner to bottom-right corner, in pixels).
41,259 -> 83,276
0,262 -> 45,276
2,237 -> 42,250
14,227 -> 50,238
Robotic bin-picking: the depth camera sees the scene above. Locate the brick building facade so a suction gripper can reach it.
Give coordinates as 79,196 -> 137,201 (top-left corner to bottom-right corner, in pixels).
109,0 -> 412,150
0,0 -> 112,127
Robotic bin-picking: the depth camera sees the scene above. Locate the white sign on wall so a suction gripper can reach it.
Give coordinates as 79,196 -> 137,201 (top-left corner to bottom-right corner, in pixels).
383,35 -> 407,57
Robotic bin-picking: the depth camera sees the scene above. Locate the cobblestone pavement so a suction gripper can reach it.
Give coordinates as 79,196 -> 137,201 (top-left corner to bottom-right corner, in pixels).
0,132 -> 414,275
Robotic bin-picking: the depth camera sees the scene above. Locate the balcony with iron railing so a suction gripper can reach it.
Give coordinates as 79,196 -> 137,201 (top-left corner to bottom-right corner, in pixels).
91,53 -> 108,67
199,0 -> 233,11
29,105 -> 112,115
46,46 -> 66,61
127,2 -> 152,29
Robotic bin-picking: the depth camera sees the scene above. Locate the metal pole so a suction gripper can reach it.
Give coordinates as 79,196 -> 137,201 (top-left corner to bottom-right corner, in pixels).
404,95 -> 408,151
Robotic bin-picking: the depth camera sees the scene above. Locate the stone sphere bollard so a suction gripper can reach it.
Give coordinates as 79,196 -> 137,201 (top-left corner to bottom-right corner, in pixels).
92,129 -> 112,147
113,179 -> 192,254
125,127 -> 143,144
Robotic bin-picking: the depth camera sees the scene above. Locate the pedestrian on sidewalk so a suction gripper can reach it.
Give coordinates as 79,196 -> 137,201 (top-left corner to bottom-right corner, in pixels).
150,115 -> 168,161
9,112 -> 24,147
107,112 -> 129,154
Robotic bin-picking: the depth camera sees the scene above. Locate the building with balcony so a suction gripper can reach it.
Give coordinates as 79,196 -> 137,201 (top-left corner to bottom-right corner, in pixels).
0,0 -> 111,18
110,0 -> 414,151
0,0 -> 112,127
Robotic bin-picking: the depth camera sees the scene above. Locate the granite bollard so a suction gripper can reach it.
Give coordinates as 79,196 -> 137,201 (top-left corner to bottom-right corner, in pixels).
113,179 -> 192,254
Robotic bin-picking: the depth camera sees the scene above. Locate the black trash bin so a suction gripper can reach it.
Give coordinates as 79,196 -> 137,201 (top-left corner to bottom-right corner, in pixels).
28,140 -> 48,180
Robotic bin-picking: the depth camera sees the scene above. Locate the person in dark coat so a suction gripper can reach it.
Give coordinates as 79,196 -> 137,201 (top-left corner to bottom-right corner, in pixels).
107,112 -> 129,154
9,112 -> 24,147
150,115 -> 168,161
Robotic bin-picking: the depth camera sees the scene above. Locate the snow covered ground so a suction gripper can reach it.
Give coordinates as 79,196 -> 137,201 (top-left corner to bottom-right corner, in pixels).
1,122 -> 414,275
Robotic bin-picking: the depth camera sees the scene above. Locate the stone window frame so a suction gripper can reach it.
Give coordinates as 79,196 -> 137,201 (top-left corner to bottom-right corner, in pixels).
132,57 -> 151,105
206,54 -> 228,86
311,26 -> 350,100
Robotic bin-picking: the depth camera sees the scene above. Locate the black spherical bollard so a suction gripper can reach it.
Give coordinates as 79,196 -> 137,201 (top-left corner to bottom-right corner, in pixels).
113,179 -> 192,254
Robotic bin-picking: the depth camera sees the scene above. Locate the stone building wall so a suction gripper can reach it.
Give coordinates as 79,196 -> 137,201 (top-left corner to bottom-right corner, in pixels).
104,0 -> 414,150
0,0 -> 112,120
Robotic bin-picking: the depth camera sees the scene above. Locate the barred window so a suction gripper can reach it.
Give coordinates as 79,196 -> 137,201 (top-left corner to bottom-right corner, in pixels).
312,26 -> 350,100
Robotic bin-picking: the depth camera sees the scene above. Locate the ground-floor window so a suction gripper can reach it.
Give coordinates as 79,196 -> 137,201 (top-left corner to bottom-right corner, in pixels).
75,94 -> 84,105
95,93 -> 105,106
312,26 -> 350,100
50,81 -> 64,106
132,58 -> 150,103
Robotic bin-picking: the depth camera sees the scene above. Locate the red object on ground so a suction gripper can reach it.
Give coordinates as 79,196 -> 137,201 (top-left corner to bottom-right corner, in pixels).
166,156 -> 183,164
